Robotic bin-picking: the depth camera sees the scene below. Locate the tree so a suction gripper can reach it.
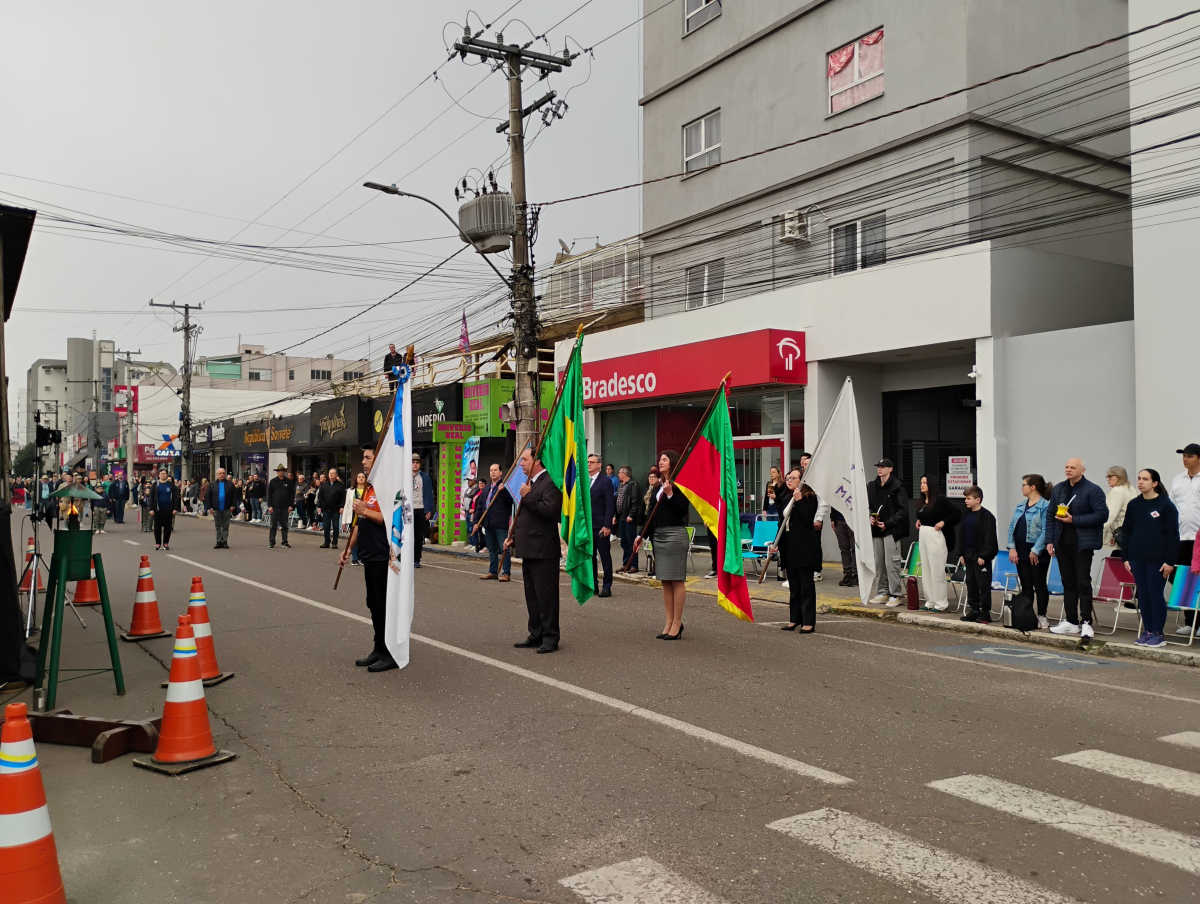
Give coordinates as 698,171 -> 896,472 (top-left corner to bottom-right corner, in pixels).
11,443 -> 35,478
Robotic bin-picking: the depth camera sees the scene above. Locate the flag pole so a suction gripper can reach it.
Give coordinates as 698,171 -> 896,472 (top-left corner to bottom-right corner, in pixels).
623,372 -> 731,573
471,436 -> 533,538
335,345 -> 414,589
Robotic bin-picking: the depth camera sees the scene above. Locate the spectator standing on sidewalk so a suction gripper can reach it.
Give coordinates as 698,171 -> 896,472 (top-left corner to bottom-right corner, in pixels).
1045,458 -> 1108,639
383,343 -> 403,394
317,468 -> 345,549
306,474 -> 320,530
915,475 -> 960,612
294,475 -> 308,527
957,486 -> 999,624
108,473 -> 129,524
1122,468 -> 1179,648
830,508 -> 857,587
588,453 -> 616,598
866,458 -> 908,607
642,468 -> 660,578
411,454 -> 435,568
477,463 -> 513,581
616,466 -> 643,573
1007,474 -> 1052,628
342,471 -> 367,565
1169,443 -> 1200,635
205,468 -> 237,548
267,463 -> 295,549
1104,466 -> 1137,554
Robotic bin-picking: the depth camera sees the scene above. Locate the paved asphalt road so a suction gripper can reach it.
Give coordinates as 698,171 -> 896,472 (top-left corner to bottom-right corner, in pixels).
8,513 -> 1200,903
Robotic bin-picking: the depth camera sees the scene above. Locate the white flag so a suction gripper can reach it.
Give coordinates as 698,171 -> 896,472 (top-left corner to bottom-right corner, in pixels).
801,377 -> 875,604
370,374 -> 416,668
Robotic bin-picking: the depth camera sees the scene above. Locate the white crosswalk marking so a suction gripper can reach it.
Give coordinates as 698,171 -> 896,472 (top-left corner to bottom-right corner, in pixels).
767,808 -> 1080,904
560,858 -> 729,904
929,775 -> 1200,875
1160,731 -> 1200,750
1054,749 -> 1200,797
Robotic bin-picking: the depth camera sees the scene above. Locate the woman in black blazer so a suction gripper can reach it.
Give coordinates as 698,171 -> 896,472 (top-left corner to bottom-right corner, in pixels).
772,468 -> 822,633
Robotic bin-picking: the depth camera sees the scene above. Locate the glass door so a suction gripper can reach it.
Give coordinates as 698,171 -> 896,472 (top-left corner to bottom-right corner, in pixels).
733,438 -> 784,518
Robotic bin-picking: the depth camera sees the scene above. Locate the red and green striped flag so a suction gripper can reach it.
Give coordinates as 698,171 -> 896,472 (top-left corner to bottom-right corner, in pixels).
673,386 -> 754,622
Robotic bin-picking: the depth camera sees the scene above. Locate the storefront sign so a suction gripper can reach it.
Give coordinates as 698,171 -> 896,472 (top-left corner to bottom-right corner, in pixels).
948,455 -> 972,475
113,385 -> 138,416
580,330 -> 806,405
413,385 -> 463,444
317,405 -> 348,441
311,398 -> 368,446
434,422 -> 474,545
434,421 -> 474,443
462,378 -> 557,436
946,474 -> 973,498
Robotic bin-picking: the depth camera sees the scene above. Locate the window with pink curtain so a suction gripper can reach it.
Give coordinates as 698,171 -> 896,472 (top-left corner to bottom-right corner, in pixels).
828,28 -> 884,115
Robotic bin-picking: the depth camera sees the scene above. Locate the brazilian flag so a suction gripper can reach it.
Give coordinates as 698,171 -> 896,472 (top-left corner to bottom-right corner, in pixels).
541,336 -> 595,605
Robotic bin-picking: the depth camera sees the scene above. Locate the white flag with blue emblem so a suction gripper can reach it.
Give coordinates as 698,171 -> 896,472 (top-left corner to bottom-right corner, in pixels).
370,368 -> 415,668
801,377 -> 875,604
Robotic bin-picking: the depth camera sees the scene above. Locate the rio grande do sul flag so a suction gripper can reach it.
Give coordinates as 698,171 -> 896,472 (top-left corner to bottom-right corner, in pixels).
674,386 -> 753,622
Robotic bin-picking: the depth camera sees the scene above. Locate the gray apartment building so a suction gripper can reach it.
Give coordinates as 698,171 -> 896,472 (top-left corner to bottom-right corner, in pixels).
562,0 -> 1137,529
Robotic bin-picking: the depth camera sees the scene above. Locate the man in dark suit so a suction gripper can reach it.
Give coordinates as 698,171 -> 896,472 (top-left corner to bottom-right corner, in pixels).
587,453 -> 616,597
505,448 -> 563,654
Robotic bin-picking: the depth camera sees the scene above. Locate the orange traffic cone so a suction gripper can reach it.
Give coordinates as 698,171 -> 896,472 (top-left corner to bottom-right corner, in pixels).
133,616 -> 235,776
0,702 -> 67,904
17,538 -> 45,593
121,556 -> 170,642
187,576 -> 232,686
70,558 -> 101,606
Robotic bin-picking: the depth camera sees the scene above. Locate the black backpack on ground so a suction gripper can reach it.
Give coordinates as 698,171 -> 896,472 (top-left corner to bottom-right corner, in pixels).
1004,593 -> 1039,633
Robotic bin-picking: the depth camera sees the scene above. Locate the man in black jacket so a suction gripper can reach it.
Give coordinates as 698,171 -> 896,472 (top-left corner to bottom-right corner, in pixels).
151,469 -> 181,550
957,485 -> 1000,623
587,453 -> 617,597
475,463 -> 514,581
267,463 -> 295,549
317,468 -> 346,549
866,458 -> 909,606
505,448 -> 563,653
204,468 -> 238,549
382,343 -> 404,393
616,466 -> 642,573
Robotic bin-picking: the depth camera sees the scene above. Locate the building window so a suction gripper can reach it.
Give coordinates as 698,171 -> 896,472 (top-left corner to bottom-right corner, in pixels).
101,367 -> 112,411
288,369 -> 294,380
311,369 -> 332,381
685,259 -> 725,310
342,371 -> 364,381
831,214 -> 886,275
248,369 -> 271,381
828,28 -> 884,115
683,110 -> 721,173
685,0 -> 721,33
44,386 -> 51,392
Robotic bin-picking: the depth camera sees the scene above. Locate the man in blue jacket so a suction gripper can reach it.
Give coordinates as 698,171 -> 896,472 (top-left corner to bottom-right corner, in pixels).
1045,458 -> 1109,639
475,463 -> 514,581
411,454 -> 436,568
588,453 -> 617,597
107,474 -> 129,524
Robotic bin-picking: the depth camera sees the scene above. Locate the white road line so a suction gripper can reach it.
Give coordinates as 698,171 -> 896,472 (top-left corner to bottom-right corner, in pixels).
123,540 -> 140,546
929,774 -> 1200,875
767,808 -> 1080,904
1054,749 -> 1200,797
167,554 -> 852,785
560,857 -> 729,904
1160,731 -> 1200,749
817,632 -> 1200,705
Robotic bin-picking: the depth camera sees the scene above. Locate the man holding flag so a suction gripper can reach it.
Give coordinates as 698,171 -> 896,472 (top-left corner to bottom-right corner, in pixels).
506,448 -> 564,653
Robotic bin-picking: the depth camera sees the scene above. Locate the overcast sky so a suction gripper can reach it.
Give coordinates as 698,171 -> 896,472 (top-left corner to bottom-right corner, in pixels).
1,0 -> 644,441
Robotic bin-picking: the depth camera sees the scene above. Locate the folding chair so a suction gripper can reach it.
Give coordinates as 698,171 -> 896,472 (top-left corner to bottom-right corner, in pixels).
742,520 -> 777,577
1093,556 -> 1138,635
987,553 -> 1020,620
685,526 -> 697,573
1165,569 -> 1200,646
1046,558 -> 1065,622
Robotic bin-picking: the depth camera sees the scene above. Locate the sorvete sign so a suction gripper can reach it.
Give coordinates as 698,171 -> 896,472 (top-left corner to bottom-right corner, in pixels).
580,330 -> 806,404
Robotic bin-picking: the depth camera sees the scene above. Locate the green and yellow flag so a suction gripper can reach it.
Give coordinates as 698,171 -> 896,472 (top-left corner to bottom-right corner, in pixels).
541,336 -> 595,605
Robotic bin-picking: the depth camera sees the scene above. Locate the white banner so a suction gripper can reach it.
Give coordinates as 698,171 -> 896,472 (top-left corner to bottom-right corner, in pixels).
371,376 -> 416,669
801,377 -> 876,604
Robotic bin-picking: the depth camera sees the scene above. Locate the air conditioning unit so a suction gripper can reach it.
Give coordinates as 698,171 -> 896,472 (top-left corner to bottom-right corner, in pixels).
779,210 -> 811,244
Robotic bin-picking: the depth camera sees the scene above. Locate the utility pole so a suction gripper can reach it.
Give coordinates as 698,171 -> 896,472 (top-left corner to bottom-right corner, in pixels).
114,349 -> 141,478
149,301 -> 201,481
453,30 -> 570,453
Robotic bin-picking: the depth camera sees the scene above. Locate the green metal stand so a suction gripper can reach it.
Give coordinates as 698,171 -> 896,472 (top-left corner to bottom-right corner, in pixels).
33,526 -> 125,710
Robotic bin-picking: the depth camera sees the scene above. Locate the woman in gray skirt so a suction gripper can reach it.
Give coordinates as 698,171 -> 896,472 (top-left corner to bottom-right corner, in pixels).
634,450 -> 691,640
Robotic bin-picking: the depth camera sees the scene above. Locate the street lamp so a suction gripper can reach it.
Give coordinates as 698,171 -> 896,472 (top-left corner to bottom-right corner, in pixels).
362,183 -> 512,290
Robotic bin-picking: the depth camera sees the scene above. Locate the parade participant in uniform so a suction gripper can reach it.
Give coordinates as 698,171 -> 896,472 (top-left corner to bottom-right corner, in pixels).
505,447 -> 564,654
267,463 -> 294,549
339,448 -> 397,672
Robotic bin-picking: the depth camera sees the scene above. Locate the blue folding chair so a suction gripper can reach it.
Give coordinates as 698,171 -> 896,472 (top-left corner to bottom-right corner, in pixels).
987,553 -> 1020,620
1165,569 -> 1200,646
742,520 -> 778,577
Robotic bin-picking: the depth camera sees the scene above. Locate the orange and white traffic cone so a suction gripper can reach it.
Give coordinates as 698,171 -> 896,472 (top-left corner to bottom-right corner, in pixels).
70,558 -> 101,606
17,538 -> 45,593
121,556 -> 170,642
133,616 -> 235,776
0,702 -> 67,904
187,576 -> 232,686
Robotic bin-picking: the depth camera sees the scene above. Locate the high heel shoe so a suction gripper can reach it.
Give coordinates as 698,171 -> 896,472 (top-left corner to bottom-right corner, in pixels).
656,631 -> 668,639
781,623 -> 798,631
662,631 -> 681,640
799,626 -> 815,634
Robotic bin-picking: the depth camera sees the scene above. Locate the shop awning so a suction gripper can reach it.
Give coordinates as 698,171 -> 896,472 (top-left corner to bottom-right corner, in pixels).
66,451 -> 87,468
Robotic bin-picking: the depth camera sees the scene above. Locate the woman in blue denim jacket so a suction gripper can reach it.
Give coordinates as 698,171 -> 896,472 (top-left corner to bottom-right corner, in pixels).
1007,473 -> 1052,628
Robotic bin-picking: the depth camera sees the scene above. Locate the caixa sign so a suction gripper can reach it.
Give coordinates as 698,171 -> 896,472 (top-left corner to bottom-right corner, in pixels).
584,371 -> 658,402
579,329 -> 805,405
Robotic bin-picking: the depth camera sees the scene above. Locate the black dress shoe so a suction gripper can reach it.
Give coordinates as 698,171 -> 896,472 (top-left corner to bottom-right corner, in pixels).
781,623 -> 798,631
355,651 -> 381,667
214,543 -> 221,549
320,542 -> 330,549
513,637 -> 541,648
598,589 -> 612,598
269,544 -> 275,549
282,542 -> 291,548
536,644 -> 558,654
367,656 -> 399,672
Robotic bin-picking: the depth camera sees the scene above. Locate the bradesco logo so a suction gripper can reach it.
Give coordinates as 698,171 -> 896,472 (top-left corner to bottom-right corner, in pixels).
583,371 -> 657,402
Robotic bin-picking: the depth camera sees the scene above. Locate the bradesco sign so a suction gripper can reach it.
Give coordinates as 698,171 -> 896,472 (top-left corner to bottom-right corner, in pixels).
581,329 -> 806,404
